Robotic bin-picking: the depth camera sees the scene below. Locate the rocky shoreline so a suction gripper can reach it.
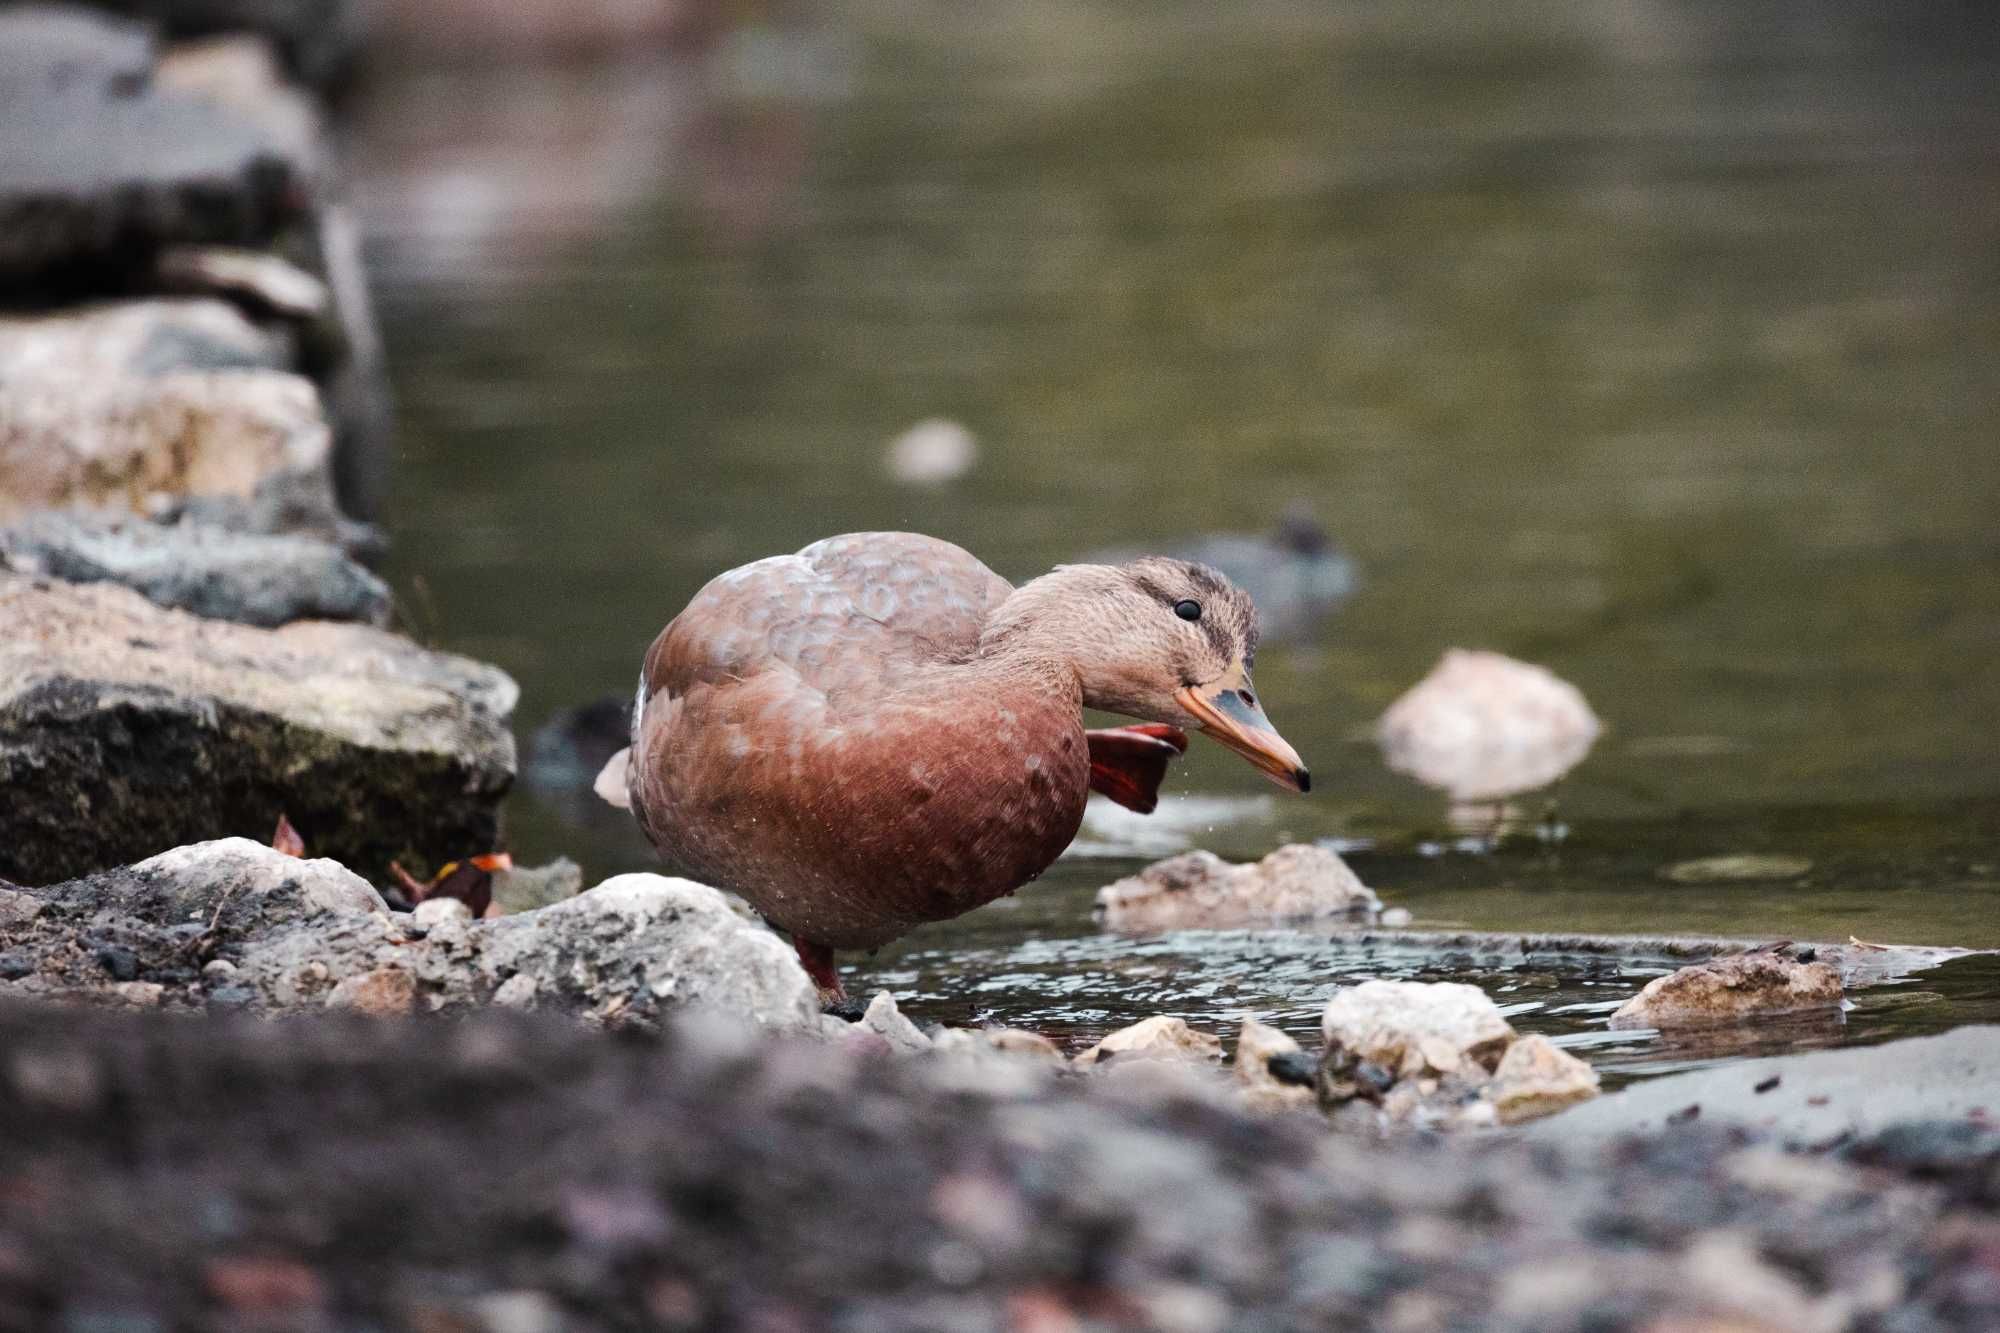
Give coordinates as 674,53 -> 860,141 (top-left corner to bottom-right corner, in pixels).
4,5 -> 1999,1329
0,0 -> 504,889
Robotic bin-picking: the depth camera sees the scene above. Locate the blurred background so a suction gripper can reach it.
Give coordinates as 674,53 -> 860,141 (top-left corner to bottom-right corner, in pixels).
340,0 -> 2000,1041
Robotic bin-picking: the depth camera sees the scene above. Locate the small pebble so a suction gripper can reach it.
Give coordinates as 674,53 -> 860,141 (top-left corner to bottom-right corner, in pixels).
96,947 -> 140,981
206,985 -> 257,1009
412,897 -> 474,928
1667,1103 -> 1701,1125
0,952 -> 34,980
1755,1075 -> 1781,1094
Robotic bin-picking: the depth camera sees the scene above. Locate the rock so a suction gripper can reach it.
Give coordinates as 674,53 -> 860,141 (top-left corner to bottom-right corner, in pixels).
125,837 -> 388,920
324,965 -> 416,1016
153,35 -> 319,160
0,6 -> 153,91
1660,854 -> 1814,884
489,857 -> 585,915
0,887 -> 43,929
0,10 -> 313,284
155,246 -> 330,319
8,849 -> 823,1030
491,973 -> 538,1009
412,897 -> 473,929
1486,1035 -> 1600,1125
468,876 -> 820,1030
860,991 -> 931,1054
0,371 -> 343,539
1608,949 -> 1844,1031
1094,844 -> 1382,932
1074,1016 -> 1223,1069
0,511 -> 390,627
1320,981 -> 1515,1080
1538,1025 -> 2000,1146
1233,1018 -> 1316,1113
884,418 -> 977,485
0,299 -> 289,385
1376,649 -> 1601,802
98,1 -> 367,90
0,574 -> 516,884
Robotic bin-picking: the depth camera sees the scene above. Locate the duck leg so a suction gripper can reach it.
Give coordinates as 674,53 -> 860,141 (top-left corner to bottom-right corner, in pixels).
793,937 -> 847,1004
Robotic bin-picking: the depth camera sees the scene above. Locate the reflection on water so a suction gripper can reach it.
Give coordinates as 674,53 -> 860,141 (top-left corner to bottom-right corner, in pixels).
349,2 -> 2000,1074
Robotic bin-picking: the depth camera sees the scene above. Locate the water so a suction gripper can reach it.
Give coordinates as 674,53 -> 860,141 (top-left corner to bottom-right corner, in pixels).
344,2 -> 2000,1071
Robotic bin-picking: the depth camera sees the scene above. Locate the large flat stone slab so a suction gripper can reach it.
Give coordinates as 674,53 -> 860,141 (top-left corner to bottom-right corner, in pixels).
1529,1024 -> 2000,1145
0,572 -> 515,884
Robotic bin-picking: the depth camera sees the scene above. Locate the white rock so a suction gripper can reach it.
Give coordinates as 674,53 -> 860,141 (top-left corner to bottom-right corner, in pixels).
1376,648 -> 1601,801
1074,1015 -> 1223,1069
884,418 -> 977,485
491,973 -> 539,1009
860,990 -> 931,1053
1321,980 -> 1515,1078
412,897 -> 474,928
1487,1034 -> 1600,1124
475,874 -> 820,1030
1095,844 -> 1381,932
133,838 -> 387,919
1233,1018 -> 1315,1112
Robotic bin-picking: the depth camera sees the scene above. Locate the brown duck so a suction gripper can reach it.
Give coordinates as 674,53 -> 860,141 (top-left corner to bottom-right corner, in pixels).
596,532 -> 1308,998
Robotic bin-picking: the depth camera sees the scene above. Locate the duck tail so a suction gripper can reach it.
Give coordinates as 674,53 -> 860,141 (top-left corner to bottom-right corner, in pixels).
593,747 -> 633,809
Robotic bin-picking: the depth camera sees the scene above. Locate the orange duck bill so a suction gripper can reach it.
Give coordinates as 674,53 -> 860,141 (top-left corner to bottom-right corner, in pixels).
1175,668 -> 1310,793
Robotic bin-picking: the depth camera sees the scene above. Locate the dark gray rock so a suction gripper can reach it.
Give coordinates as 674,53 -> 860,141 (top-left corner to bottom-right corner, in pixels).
0,7 -> 313,286
0,511 -> 391,627
0,571 -> 514,884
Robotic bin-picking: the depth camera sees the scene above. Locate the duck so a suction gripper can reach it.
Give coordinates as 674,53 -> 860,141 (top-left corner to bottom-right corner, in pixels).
594,531 -> 1308,999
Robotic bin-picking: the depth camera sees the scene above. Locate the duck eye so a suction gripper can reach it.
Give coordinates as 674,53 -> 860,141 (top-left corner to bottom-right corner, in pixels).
1173,599 -> 1202,622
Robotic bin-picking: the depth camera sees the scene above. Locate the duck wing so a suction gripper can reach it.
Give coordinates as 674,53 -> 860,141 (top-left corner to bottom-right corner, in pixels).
641,531 -> 1013,705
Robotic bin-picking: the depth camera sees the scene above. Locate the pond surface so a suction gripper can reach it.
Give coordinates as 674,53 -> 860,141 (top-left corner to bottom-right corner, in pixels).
345,2 -> 2000,1071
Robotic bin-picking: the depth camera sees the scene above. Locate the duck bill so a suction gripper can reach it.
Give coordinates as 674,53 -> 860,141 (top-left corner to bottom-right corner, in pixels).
1174,673 -> 1310,794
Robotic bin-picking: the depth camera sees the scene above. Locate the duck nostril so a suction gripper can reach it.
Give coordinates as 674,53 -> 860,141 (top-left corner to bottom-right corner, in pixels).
1240,691 -> 1256,707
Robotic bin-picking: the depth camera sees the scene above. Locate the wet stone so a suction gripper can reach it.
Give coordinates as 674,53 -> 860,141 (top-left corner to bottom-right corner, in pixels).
1609,949 -> 1844,1031
1095,843 -> 1382,932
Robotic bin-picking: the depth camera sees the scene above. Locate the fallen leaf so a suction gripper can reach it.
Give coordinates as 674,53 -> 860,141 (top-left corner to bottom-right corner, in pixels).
270,814 -> 305,858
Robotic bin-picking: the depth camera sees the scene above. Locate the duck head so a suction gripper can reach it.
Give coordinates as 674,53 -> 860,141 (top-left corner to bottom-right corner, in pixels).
983,557 -> 1311,793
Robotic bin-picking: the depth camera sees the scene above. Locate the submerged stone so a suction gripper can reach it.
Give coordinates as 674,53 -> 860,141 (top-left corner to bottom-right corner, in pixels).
1660,854 -> 1814,884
